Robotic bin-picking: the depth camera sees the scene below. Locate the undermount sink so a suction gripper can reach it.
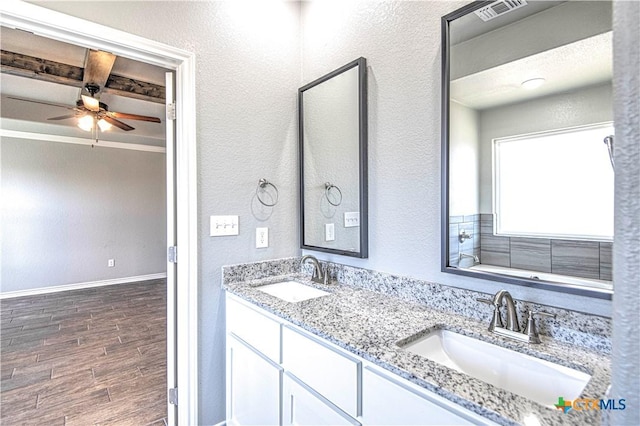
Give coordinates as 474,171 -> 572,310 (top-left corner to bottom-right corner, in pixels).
400,329 -> 591,407
256,281 -> 330,303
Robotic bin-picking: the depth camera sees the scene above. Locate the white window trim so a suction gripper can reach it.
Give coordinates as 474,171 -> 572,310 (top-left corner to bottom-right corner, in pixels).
491,121 -> 614,242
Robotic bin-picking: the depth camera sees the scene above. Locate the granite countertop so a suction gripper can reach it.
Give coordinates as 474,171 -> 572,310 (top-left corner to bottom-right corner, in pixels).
223,273 -> 611,426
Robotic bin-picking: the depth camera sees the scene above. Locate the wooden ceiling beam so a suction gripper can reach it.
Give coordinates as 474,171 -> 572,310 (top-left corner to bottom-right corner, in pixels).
1,50 -> 165,103
1,50 -> 84,88
103,75 -> 165,104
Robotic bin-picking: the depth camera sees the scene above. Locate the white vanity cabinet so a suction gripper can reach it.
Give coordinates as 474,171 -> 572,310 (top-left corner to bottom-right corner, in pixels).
226,334 -> 282,425
225,292 -> 495,426
282,372 -> 360,426
361,366 -> 485,425
282,325 -> 360,418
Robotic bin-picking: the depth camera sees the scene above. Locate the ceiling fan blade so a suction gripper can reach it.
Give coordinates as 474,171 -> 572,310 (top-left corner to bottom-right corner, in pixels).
102,115 -> 135,131
7,96 -> 75,111
47,114 -> 78,121
82,50 -> 116,93
81,94 -> 100,111
108,111 -> 162,123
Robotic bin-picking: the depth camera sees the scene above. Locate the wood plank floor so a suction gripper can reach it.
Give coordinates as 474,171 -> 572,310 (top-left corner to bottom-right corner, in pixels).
0,279 -> 167,425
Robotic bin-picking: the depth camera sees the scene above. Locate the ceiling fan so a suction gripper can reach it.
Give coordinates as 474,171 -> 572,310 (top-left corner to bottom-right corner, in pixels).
7,49 -> 161,140
10,82 -> 161,133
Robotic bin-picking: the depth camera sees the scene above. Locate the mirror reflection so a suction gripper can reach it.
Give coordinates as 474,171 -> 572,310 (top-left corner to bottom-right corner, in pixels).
443,1 -> 613,297
300,58 -> 368,258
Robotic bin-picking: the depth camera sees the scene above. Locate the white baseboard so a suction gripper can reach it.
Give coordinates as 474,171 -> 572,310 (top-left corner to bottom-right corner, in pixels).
0,273 -> 167,299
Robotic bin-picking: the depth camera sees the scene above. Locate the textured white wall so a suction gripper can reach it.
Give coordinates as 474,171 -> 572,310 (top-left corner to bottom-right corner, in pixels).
1,137 -> 166,292
301,0 -> 611,317
609,1 -> 640,424
30,2 -> 301,424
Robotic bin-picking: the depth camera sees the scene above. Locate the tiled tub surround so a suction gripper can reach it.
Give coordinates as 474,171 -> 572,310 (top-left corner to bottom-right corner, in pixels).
450,214 -> 613,282
222,258 -> 612,425
480,214 -> 613,281
449,214 -> 481,268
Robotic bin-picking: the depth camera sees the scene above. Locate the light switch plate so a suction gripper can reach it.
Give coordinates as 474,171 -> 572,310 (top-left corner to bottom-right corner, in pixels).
344,212 -> 360,228
325,223 -> 335,241
256,227 -> 268,248
210,215 -> 239,236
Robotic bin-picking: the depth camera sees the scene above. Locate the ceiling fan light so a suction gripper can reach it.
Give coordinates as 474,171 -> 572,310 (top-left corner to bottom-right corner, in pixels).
97,118 -> 112,131
78,115 -> 94,131
81,94 -> 100,111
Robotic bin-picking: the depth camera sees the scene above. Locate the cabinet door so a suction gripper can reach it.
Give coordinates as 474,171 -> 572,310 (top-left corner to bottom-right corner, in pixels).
282,325 -> 360,417
282,373 -> 360,426
362,366 -> 491,425
227,335 -> 282,426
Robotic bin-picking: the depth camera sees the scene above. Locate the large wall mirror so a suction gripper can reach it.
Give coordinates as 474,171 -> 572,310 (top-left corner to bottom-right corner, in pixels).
442,1 -> 613,299
299,57 -> 368,258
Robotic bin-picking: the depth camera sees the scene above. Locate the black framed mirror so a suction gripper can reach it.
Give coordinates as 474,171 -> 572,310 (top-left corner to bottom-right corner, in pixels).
299,57 -> 368,258
441,1 -> 613,299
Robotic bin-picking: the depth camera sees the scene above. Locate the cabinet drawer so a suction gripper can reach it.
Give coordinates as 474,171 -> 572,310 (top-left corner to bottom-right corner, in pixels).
362,366 -> 494,425
226,294 -> 281,362
282,325 -> 360,418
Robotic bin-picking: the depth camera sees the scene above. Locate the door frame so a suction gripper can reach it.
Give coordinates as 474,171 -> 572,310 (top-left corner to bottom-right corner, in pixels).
0,2 -> 199,424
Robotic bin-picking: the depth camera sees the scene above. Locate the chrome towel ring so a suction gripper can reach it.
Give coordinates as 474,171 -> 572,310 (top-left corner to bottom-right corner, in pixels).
324,182 -> 342,206
256,178 -> 279,207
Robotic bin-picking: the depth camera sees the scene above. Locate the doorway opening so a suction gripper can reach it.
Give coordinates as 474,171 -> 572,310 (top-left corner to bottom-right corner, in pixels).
0,2 -> 198,425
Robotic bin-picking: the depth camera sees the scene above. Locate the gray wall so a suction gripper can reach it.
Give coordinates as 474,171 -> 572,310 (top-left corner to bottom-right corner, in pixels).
31,2 -> 302,424
28,1 -> 640,424
609,1 -> 640,424
1,137 -> 166,292
300,0 -> 612,317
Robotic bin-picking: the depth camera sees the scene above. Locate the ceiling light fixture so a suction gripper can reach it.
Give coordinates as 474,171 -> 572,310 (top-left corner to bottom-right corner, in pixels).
97,118 -> 112,132
521,78 -> 546,90
77,115 -> 94,132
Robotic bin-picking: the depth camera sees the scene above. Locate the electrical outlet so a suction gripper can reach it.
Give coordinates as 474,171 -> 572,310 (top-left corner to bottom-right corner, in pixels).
108,259 -> 115,267
325,223 -> 335,241
256,227 -> 269,248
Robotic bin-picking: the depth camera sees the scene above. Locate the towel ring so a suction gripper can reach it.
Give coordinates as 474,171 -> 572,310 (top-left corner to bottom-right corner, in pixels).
324,182 -> 343,206
256,178 -> 279,207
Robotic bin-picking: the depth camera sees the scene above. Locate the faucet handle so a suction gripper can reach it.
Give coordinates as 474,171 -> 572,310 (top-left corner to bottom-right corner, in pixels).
523,310 -> 556,344
477,297 -> 504,331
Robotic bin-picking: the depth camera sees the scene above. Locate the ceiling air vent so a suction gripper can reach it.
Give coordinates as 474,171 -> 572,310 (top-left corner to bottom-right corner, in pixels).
475,0 -> 528,22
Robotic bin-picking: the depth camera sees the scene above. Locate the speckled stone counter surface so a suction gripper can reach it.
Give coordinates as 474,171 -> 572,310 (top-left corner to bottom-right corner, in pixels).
222,258 -> 612,426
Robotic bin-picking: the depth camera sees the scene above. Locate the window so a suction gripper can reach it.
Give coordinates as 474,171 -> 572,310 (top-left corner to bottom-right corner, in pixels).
493,123 -> 614,241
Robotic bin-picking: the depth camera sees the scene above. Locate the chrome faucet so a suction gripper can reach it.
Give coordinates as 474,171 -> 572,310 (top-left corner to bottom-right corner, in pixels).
478,290 -> 519,332
494,290 -> 520,332
301,255 -> 328,285
478,290 -> 556,344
